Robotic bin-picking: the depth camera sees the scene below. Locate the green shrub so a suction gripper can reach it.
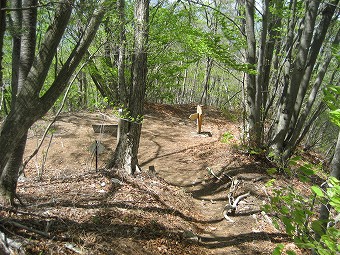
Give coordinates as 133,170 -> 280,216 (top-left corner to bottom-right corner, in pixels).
220,131 -> 234,143
264,162 -> 340,255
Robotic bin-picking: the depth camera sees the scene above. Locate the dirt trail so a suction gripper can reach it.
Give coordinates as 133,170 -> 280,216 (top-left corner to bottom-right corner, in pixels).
3,104 -> 300,254
141,104 -> 284,254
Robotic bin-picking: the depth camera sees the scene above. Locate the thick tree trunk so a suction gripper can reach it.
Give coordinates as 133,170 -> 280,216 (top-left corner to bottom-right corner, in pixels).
0,1 -> 106,205
107,0 -> 149,175
244,0 -> 261,147
0,134 -> 26,205
0,0 -> 37,206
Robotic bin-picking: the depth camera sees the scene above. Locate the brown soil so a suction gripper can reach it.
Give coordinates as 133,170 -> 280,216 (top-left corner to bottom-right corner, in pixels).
1,103 -> 306,254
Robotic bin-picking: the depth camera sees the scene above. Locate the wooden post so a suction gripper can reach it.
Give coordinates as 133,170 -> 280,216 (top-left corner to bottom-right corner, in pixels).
189,105 -> 203,134
197,105 -> 203,134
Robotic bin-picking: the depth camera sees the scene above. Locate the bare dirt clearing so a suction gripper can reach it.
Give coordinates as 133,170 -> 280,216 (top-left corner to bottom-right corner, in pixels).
1,104 -> 305,254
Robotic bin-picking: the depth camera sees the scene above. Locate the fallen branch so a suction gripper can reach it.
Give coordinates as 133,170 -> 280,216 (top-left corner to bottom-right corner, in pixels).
206,167 -> 221,180
232,192 -> 250,208
223,208 -> 235,223
7,220 -> 50,238
223,192 -> 251,223
0,230 -> 25,255
65,243 -> 84,254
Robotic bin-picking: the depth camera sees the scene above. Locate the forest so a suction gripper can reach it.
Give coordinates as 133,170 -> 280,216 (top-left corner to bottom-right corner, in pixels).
0,0 -> 339,254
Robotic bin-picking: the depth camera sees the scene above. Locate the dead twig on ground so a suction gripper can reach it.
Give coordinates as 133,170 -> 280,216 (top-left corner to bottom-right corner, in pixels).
223,177 -> 251,222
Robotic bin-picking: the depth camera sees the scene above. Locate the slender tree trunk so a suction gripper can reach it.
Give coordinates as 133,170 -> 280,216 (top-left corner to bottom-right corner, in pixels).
107,0 -> 149,175
287,0 -> 339,141
117,0 -> 127,105
9,0 -> 22,109
262,0 -> 282,122
0,0 -> 6,94
271,0 -> 320,156
283,29 -> 340,160
200,57 -> 213,105
180,68 -> 188,104
270,0 -> 339,162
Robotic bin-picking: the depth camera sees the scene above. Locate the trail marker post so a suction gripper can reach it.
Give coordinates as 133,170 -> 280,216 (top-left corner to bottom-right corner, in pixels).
189,105 -> 203,134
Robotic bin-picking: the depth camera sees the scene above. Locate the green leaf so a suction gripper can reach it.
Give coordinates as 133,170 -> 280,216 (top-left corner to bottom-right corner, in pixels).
267,168 -> 277,175
281,216 -> 295,236
289,156 -> 301,166
266,179 -> 276,187
299,164 -> 315,176
298,174 -> 310,183
329,109 -> 340,127
293,237 -> 315,249
286,251 -> 296,255
311,186 -> 324,197
272,244 -> 284,255
311,220 -> 324,236
272,218 -> 280,229
280,206 -> 290,215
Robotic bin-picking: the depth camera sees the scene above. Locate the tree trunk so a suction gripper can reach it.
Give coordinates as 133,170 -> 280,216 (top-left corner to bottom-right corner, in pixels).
0,0 -> 6,95
0,134 -> 26,205
200,57 -> 213,105
270,0 -> 320,156
0,0 -> 37,206
283,28 -> 340,160
9,0 -> 22,109
244,0 -> 261,147
0,0 -> 106,205
286,0 -> 339,144
107,0 -> 149,175
117,0 -> 127,105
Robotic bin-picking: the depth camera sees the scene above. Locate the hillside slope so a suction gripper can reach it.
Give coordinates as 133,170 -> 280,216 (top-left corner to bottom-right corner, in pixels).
1,104 -> 304,254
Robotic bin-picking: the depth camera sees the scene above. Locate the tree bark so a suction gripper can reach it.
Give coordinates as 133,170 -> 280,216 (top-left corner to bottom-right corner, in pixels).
244,0 -> 261,147
287,0 -> 339,142
117,0 -> 127,105
0,0 -> 6,95
283,28 -> 340,160
107,0 -> 149,175
200,57 -> 213,105
271,0 -> 320,156
0,0 -> 106,205
9,0 -> 22,109
0,0 -> 73,177
269,0 -> 339,163
0,0 -> 37,206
